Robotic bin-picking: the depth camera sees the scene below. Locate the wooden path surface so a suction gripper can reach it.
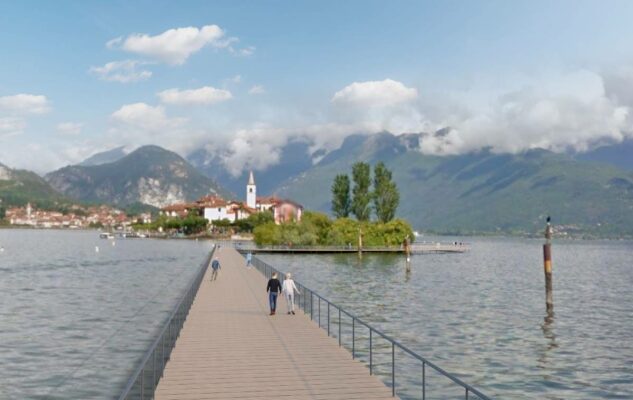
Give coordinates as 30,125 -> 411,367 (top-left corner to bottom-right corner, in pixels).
155,247 -> 395,400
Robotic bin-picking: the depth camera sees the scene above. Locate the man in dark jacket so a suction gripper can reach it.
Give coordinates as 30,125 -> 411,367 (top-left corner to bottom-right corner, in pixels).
266,273 -> 282,315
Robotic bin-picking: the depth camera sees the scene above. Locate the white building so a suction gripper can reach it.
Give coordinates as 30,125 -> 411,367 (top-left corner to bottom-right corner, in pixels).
200,196 -> 229,221
189,171 -> 303,224
246,170 -> 256,209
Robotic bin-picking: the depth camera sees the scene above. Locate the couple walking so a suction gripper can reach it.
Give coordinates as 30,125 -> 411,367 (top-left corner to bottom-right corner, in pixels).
266,272 -> 300,315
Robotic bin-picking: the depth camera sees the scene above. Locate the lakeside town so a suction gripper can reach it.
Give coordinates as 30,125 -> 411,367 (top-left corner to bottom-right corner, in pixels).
1,171 -> 303,233
2,202 -> 151,230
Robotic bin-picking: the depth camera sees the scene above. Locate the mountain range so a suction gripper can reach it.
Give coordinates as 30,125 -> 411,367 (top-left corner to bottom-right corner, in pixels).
576,138 -> 633,171
45,145 -> 228,208
274,133 -> 633,236
0,162 -> 67,209
2,134 -> 633,237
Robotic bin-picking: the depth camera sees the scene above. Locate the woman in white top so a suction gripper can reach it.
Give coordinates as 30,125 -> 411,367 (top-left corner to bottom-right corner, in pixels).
282,273 -> 300,315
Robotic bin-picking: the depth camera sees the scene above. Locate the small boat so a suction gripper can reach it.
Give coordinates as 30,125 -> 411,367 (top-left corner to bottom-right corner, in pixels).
99,232 -> 115,239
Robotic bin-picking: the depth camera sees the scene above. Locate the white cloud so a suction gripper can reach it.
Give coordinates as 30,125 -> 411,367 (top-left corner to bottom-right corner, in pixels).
0,117 -> 26,137
248,85 -> 265,95
332,79 -> 418,107
89,60 -> 152,83
111,102 -> 186,132
220,125 -> 290,175
236,46 -> 255,57
105,102 -> 213,163
7,67 -> 632,175
328,79 -> 427,138
108,25 -> 231,65
419,70 -> 632,155
56,122 -> 83,136
157,86 -> 232,105
0,94 -> 50,115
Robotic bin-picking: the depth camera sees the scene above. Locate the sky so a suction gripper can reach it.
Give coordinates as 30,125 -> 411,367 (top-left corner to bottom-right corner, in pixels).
2,0 -> 633,173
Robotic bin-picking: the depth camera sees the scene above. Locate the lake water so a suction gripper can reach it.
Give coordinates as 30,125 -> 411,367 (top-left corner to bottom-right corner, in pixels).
0,230 -> 210,399
1,231 -> 631,399
260,237 -> 633,400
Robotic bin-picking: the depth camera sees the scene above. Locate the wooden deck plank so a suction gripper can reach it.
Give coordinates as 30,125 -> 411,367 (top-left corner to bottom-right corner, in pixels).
155,247 -> 396,400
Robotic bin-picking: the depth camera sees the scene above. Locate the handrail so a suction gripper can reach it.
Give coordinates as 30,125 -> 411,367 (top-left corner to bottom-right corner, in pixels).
118,247 -> 214,400
245,253 -> 491,400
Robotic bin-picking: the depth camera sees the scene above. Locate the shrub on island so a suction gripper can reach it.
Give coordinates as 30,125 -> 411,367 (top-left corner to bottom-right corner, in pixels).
253,211 -> 413,247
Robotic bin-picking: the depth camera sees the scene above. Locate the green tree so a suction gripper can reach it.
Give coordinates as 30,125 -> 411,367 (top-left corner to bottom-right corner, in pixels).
0,206 -> 5,220
236,211 -> 274,232
301,211 -> 332,244
182,215 -> 208,235
373,162 -> 400,222
351,162 -> 372,221
331,174 -> 351,218
253,222 -> 280,245
325,217 -> 359,245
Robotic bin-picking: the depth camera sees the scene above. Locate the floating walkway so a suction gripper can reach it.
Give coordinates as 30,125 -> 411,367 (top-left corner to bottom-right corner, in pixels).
154,247 -> 395,399
231,243 -> 469,255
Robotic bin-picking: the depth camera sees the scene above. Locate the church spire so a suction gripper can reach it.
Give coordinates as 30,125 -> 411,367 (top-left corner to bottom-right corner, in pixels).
248,170 -> 255,185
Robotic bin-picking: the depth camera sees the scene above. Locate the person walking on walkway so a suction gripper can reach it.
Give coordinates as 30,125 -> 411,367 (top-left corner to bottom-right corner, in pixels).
210,257 -> 221,281
282,273 -> 300,315
245,252 -> 252,268
266,272 -> 282,315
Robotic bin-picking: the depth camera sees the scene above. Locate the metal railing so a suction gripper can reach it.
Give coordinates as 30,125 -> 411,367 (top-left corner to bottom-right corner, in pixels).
248,254 -> 491,400
117,247 -> 214,400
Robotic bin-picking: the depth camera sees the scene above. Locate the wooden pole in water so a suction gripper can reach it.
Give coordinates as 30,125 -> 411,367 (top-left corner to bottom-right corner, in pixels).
404,236 -> 411,271
358,226 -> 363,257
543,217 -> 553,313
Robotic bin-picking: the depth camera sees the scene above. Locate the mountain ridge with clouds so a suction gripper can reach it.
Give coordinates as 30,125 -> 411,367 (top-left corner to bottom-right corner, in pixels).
273,132 -> 633,237
45,145 -> 229,208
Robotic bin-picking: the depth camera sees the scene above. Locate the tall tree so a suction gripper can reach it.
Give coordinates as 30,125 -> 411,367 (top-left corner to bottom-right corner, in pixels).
373,162 -> 400,223
351,162 -> 372,221
331,174 -> 351,218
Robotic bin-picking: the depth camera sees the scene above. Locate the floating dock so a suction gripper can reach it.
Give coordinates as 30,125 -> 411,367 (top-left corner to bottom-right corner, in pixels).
230,242 -> 469,254
154,247 -> 395,399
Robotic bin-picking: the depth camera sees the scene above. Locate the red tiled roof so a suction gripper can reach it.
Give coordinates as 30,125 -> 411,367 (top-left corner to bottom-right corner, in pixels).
161,203 -> 194,212
256,196 -> 281,204
273,199 -> 304,209
196,195 -> 227,207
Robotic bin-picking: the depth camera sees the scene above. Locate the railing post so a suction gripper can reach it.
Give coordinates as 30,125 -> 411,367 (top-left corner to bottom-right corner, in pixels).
392,342 -> 395,397
465,388 -> 469,399
369,328 -> 374,375
327,302 -> 330,336
153,348 -> 156,389
338,308 -> 341,346
318,297 -> 321,327
422,362 -> 426,400
140,367 -> 144,400
352,317 -> 355,359
369,329 -> 373,375
161,333 -> 165,377
310,292 -> 313,321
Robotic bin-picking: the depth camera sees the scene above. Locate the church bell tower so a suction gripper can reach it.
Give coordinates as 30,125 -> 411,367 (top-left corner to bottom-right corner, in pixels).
246,170 -> 256,209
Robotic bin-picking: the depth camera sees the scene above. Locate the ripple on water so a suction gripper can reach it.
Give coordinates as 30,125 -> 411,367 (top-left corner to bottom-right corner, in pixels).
261,237 -> 633,400
0,230 -> 210,399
